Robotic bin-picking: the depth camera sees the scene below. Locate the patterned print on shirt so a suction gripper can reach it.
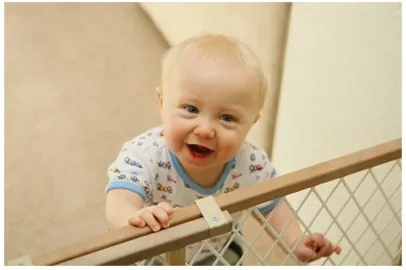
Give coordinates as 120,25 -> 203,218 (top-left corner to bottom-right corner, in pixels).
232,172 -> 243,180
161,194 -> 172,203
143,183 -> 151,194
124,157 -> 143,168
130,172 -> 140,183
270,168 -> 277,178
117,173 -> 126,180
167,175 -> 177,184
157,183 -> 173,193
249,164 -> 263,173
110,168 -> 120,173
158,161 -> 172,170
224,182 -> 240,193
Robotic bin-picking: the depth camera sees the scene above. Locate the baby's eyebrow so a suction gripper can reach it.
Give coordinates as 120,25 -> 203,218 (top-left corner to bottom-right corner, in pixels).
218,104 -> 245,113
177,98 -> 200,105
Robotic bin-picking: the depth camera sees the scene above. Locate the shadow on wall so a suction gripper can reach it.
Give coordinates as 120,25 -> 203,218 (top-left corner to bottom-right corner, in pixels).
4,2 -> 168,261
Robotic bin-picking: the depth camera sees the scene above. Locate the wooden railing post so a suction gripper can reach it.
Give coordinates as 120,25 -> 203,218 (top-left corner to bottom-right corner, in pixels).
165,247 -> 186,265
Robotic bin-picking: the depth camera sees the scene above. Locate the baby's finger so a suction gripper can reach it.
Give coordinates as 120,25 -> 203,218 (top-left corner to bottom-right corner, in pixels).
317,240 -> 333,257
333,244 -> 342,255
151,206 -> 170,228
311,233 -> 325,250
302,236 -> 314,249
295,245 -> 318,262
158,201 -> 174,215
139,211 -> 161,232
128,215 -> 146,227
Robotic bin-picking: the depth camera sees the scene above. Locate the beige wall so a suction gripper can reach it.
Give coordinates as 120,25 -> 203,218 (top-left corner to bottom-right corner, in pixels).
141,2 -> 291,153
5,3 -> 167,261
272,3 -> 401,265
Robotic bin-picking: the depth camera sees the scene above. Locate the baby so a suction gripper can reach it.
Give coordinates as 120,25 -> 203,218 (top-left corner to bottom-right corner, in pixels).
105,34 -> 341,265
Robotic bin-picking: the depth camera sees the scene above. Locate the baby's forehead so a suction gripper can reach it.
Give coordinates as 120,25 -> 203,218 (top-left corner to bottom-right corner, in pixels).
178,45 -> 246,68
167,60 -> 262,108
168,48 -> 258,84
161,35 -> 267,110
169,58 -> 258,93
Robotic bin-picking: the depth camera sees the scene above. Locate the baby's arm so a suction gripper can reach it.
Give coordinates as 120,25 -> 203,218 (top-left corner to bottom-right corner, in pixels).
262,201 -> 341,262
105,189 -> 144,229
105,139 -> 174,232
264,201 -> 302,247
252,148 -> 341,262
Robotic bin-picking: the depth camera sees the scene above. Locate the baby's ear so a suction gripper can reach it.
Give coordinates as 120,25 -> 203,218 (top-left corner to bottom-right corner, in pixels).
254,112 -> 261,124
156,87 -> 163,108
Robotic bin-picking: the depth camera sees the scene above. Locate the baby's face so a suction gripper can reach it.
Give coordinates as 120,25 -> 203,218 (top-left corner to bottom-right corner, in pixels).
159,53 -> 261,173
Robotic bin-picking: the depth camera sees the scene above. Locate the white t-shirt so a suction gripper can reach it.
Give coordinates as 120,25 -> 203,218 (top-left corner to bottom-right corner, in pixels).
106,126 -> 280,263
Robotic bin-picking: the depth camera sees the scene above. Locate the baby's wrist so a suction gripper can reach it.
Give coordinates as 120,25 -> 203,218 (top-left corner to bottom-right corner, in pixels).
285,233 -> 305,249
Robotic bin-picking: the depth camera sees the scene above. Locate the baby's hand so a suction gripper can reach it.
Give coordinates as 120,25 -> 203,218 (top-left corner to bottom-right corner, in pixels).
291,233 -> 342,263
128,202 -> 174,232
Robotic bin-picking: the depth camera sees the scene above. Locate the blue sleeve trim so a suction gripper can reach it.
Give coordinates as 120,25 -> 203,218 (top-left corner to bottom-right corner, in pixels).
258,198 -> 281,214
105,181 -> 147,200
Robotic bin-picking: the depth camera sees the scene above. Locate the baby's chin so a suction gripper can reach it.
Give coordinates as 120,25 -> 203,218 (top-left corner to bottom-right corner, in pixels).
188,156 -> 232,169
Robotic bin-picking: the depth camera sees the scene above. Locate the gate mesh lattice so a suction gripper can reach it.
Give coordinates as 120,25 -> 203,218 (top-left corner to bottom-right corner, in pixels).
133,159 -> 401,266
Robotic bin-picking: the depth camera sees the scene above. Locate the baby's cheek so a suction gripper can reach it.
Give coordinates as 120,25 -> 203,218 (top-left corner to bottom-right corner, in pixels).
170,117 -> 186,129
164,129 -> 179,148
220,133 -> 241,158
164,118 -> 188,148
170,118 -> 189,138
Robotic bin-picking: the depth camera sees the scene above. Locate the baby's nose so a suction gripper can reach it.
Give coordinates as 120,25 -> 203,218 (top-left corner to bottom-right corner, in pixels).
194,123 -> 215,139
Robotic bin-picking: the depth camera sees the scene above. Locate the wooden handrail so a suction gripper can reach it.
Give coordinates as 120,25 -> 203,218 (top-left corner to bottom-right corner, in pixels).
23,138 -> 401,265
60,211 -> 233,265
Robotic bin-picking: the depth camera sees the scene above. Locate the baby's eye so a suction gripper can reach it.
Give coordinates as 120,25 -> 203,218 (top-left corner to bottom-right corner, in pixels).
220,114 -> 235,123
185,105 -> 199,114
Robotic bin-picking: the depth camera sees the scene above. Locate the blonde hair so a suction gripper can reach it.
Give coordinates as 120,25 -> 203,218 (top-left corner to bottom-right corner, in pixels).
161,34 -> 268,111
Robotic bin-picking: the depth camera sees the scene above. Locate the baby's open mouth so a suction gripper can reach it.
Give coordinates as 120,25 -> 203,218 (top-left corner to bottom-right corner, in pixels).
187,144 -> 214,157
